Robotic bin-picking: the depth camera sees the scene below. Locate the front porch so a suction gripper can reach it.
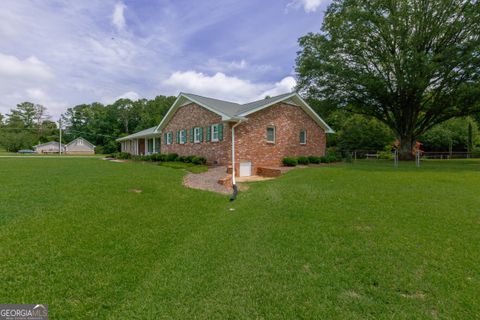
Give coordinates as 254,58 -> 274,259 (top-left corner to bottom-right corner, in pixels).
117,126 -> 161,156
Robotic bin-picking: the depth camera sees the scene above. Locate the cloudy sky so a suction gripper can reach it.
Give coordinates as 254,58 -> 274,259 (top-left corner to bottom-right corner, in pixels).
0,0 -> 330,118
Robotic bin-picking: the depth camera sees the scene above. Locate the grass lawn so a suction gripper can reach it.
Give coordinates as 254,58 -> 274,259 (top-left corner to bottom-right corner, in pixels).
159,161 -> 208,173
0,158 -> 479,319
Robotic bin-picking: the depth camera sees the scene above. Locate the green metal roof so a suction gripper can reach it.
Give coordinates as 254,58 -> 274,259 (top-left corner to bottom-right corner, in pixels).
181,93 -> 242,118
119,92 -> 334,140
236,92 -> 296,115
180,92 -> 296,118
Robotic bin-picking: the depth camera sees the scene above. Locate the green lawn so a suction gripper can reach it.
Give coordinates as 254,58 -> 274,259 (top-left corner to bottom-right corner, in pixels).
0,158 -> 479,319
159,161 -> 208,173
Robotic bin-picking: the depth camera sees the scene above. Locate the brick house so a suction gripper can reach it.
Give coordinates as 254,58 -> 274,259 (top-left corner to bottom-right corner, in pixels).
117,92 -> 333,176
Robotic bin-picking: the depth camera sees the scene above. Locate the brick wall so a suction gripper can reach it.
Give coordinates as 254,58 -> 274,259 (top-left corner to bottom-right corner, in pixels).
234,102 -> 326,172
160,101 -> 326,172
160,103 -> 232,165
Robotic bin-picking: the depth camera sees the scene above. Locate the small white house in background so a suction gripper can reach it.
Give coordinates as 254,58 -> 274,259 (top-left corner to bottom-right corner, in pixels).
65,137 -> 95,155
33,141 -> 65,154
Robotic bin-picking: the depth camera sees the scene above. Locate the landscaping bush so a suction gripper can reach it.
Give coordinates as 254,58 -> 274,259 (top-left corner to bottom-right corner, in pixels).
378,146 -> 394,160
308,156 -> 321,164
114,152 -> 131,160
191,156 -> 206,165
142,155 -> 153,161
150,153 -> 166,162
378,151 -> 393,160
127,152 -> 207,165
297,156 -> 310,165
282,157 -> 298,166
325,154 -> 338,163
320,156 -> 328,163
186,155 -> 196,163
165,153 -> 178,162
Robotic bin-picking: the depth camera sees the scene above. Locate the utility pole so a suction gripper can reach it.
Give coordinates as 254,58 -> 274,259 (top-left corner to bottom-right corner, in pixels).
59,118 -> 62,155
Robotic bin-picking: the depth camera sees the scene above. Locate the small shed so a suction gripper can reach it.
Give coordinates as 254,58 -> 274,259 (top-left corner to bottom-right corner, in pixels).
65,137 -> 95,155
33,141 -> 64,154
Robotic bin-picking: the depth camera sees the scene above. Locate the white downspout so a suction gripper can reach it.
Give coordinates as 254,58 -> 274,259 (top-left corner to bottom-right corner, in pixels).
231,120 -> 243,186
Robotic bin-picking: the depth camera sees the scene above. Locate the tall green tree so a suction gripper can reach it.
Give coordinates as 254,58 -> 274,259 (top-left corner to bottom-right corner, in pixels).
61,95 -> 176,154
420,117 -> 478,152
296,0 -> 480,159
0,102 -> 54,151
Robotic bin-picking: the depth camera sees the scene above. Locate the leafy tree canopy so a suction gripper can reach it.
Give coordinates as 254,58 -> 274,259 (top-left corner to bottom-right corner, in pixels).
420,117 -> 478,152
296,0 -> 480,159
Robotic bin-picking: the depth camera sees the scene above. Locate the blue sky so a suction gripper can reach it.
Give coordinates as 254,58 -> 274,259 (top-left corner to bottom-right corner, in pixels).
0,0 -> 330,118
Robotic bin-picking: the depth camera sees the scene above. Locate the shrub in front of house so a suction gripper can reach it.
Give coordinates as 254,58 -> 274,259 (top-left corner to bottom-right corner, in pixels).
126,152 -> 207,165
325,154 -> 338,163
150,153 -> 166,162
282,157 -> 298,166
165,153 -> 179,162
297,156 -> 310,165
176,155 -> 196,163
114,152 -> 132,159
143,155 -> 154,161
186,155 -> 197,163
308,156 -> 321,164
191,156 -> 206,165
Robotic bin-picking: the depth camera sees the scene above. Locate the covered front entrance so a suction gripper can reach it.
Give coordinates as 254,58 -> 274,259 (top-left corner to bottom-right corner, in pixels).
138,139 -> 145,155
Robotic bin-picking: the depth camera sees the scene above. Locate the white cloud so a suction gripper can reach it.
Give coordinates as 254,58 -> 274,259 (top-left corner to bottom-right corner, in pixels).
0,53 -> 53,80
112,2 -> 127,31
104,91 -> 141,104
163,71 -> 296,103
203,59 -> 247,72
260,76 -> 297,98
287,0 -> 325,13
0,53 -> 65,117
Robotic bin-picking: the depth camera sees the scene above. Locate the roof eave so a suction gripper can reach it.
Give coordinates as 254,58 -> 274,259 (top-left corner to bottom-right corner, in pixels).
156,93 -> 232,132
236,92 -> 334,133
236,93 -> 297,117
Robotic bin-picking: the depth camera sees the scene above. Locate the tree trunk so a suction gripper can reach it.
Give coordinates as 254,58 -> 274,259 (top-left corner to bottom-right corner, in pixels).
398,137 -> 414,160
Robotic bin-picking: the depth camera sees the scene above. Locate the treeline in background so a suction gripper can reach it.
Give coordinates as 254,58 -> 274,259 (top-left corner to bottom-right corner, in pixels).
0,96 -> 175,154
0,95 -> 478,155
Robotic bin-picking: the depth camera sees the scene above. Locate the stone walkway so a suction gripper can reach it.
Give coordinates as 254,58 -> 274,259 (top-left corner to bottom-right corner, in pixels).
183,166 -> 231,194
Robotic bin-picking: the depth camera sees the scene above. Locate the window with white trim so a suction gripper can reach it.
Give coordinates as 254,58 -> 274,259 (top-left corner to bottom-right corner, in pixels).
166,132 -> 173,145
194,127 -> 201,143
266,126 -> 275,143
300,129 -> 307,144
211,124 -> 219,142
78,139 -> 83,145
179,129 -> 186,144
